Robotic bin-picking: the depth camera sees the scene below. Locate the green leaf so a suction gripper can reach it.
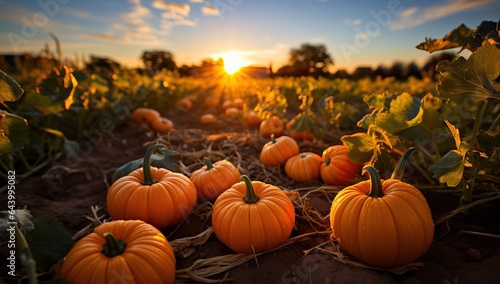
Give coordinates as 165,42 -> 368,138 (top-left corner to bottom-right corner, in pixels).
341,132 -> 375,164
444,120 -> 461,150
25,216 -> 74,271
375,92 -> 423,134
0,69 -> 24,102
364,93 -> 387,110
0,110 -> 29,154
436,42 -> 500,111
416,23 -> 474,53
373,148 -> 393,178
476,129 -> 500,157
428,150 -> 466,187
111,149 -> 179,183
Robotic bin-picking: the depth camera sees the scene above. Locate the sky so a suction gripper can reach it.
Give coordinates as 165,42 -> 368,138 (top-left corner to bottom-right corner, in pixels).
0,0 -> 499,72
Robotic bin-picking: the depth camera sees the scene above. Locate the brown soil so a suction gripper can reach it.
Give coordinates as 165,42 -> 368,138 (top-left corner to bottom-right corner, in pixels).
2,110 -> 500,284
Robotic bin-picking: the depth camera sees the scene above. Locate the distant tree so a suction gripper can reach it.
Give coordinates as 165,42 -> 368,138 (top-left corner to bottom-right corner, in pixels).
404,61 -> 423,79
387,61 -> 405,80
422,52 -> 457,80
141,50 -> 176,74
351,66 -> 373,79
372,64 -> 389,79
86,55 -> 121,75
178,64 -> 194,77
278,43 -> 333,78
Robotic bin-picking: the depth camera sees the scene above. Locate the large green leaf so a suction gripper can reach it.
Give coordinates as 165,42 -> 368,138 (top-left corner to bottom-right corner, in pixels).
0,110 -> 29,154
436,42 -> 500,112
428,150 -> 466,187
375,92 -> 423,134
341,132 -> 375,164
0,69 -> 24,102
24,216 -> 74,271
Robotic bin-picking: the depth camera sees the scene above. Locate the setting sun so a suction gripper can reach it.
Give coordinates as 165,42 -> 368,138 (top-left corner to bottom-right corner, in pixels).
217,51 -> 248,74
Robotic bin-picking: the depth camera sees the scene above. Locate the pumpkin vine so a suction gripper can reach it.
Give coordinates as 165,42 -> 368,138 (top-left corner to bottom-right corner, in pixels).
390,147 -> 418,180
101,232 -> 127,257
241,175 -> 260,204
141,144 -> 164,185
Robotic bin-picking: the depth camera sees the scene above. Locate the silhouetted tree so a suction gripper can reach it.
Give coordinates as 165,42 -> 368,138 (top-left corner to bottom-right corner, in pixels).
351,66 -> 373,79
422,52 -> 457,80
178,64 -> 194,77
86,55 -> 121,75
141,50 -> 176,74
387,61 -> 405,80
277,43 -> 333,77
372,64 -> 389,79
404,61 -> 423,79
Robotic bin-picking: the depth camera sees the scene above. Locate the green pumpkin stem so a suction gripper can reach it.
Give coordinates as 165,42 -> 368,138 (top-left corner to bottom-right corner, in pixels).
203,157 -> 214,170
325,157 -> 331,166
271,134 -> 276,144
142,144 -> 163,185
390,147 -> 418,180
363,165 -> 384,198
241,175 -> 260,204
102,232 -> 127,257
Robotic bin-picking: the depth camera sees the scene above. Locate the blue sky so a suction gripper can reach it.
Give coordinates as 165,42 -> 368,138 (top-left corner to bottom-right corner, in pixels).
1,0 -> 498,72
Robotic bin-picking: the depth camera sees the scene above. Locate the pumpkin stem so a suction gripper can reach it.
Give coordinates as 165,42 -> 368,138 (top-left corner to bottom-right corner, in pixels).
325,157 -> 331,166
142,144 -> 163,185
390,147 -> 418,180
241,175 -> 260,204
271,134 -> 276,144
363,165 -> 384,198
102,232 -> 127,257
203,157 -> 214,170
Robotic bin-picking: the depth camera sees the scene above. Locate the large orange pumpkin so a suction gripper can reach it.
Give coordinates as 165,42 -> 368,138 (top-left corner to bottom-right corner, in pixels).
60,220 -> 175,284
107,144 -> 197,229
320,145 -> 364,185
212,175 -> 295,253
330,163 -> 434,268
284,152 -> 322,182
259,116 -> 284,138
190,157 -> 241,201
259,135 -> 299,167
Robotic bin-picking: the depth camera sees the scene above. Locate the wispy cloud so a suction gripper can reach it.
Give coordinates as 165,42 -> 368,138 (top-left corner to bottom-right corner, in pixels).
60,6 -> 91,20
343,18 -> 362,26
152,0 -> 190,15
88,33 -> 127,42
390,0 -> 495,30
190,0 -> 204,3
201,4 -> 219,16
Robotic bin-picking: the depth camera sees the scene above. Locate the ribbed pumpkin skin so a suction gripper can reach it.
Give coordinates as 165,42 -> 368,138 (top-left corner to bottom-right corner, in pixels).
259,116 -> 284,137
260,135 -> 299,167
190,159 -> 241,201
284,152 -> 322,182
330,179 -> 434,268
60,220 -> 175,284
107,167 -> 197,229
212,180 -> 295,253
320,145 -> 363,185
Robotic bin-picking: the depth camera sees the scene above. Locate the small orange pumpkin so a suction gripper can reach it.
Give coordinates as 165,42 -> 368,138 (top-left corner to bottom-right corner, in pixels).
224,107 -> 241,118
259,135 -> 299,167
259,116 -> 284,137
222,98 -> 244,110
200,113 -> 217,125
320,145 -> 364,185
286,118 -> 314,141
330,149 -> 434,268
176,97 -> 193,111
284,152 -> 322,182
107,144 -> 197,229
131,107 -> 160,125
190,157 -> 241,201
212,175 -> 295,253
60,220 -> 175,284
150,117 -> 174,132
242,111 -> 262,127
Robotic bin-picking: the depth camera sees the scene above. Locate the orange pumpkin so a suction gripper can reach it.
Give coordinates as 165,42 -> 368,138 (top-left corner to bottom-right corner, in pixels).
131,107 -> 160,124
242,111 -> 262,127
222,98 -> 244,110
259,135 -> 299,167
200,113 -> 217,125
284,152 -> 322,182
190,157 -> 241,201
330,161 -> 434,268
320,145 -> 364,185
212,175 -> 295,253
259,116 -> 284,137
176,97 -> 193,111
286,118 -> 314,141
107,144 -> 197,229
60,220 -> 175,284
204,96 -> 219,108
150,117 -> 174,132
224,107 -> 241,118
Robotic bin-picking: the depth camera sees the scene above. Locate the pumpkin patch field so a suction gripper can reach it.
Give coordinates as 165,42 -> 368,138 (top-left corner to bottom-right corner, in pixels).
1,33 -> 500,283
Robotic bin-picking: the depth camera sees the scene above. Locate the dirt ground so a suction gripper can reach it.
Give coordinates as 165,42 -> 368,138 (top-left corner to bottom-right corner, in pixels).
2,110 -> 500,284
